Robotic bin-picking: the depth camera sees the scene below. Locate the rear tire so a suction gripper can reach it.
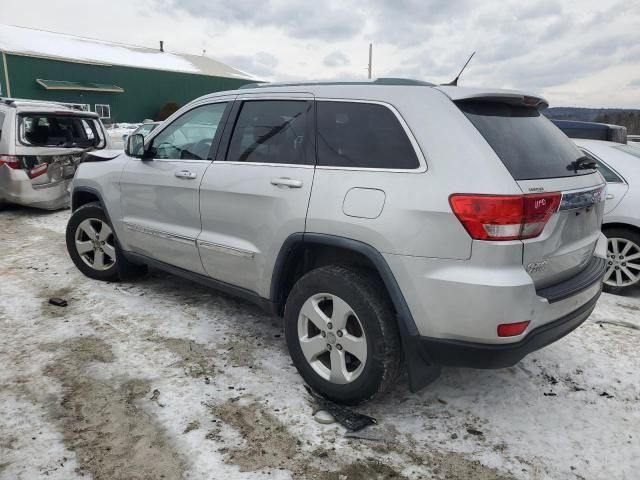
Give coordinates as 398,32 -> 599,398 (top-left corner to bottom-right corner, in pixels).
284,265 -> 403,405
603,227 -> 640,294
66,202 -> 146,281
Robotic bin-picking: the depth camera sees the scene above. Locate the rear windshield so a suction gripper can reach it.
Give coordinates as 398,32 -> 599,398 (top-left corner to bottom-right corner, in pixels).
457,101 -> 589,180
18,113 -> 106,148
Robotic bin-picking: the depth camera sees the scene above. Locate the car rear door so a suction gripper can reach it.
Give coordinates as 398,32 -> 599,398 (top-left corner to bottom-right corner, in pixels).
457,99 -> 606,290
197,94 -> 315,297
119,99 -> 233,273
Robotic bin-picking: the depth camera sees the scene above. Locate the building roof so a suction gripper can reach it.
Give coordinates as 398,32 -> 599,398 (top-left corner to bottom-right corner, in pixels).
0,24 -> 258,81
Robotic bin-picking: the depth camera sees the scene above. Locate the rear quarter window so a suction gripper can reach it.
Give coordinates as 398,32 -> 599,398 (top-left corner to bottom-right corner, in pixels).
316,101 -> 420,169
458,101 -> 588,180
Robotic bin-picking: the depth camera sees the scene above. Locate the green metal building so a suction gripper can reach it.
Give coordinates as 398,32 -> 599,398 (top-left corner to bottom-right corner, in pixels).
0,25 -> 256,122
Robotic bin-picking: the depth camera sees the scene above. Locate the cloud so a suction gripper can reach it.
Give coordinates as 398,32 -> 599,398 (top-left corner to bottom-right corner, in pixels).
2,0 -> 640,107
220,51 -> 278,79
161,0 -> 364,41
323,50 -> 350,67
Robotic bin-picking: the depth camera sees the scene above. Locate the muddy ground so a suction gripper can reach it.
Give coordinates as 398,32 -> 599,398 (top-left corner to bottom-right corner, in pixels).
0,207 -> 638,480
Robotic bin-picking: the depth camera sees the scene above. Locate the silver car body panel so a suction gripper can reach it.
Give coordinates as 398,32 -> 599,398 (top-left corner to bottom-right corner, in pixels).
71,83 -> 606,345
198,92 -> 314,296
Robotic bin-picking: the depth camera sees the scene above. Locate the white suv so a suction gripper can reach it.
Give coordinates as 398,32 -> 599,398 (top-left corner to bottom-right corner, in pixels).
66,80 -> 608,404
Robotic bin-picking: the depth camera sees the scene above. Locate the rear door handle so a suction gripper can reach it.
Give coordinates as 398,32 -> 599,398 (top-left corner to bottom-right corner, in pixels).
606,194 -> 615,200
270,177 -> 303,188
175,170 -> 197,179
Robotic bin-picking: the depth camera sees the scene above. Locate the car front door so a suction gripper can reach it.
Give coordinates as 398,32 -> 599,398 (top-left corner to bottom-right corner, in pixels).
198,95 -> 315,297
119,99 -> 233,273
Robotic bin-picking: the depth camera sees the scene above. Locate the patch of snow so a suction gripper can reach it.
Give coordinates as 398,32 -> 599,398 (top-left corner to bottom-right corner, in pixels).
0,208 -> 638,479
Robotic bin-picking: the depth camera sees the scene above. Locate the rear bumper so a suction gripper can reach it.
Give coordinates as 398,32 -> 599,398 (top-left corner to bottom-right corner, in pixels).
416,288 -> 601,369
0,167 -> 71,210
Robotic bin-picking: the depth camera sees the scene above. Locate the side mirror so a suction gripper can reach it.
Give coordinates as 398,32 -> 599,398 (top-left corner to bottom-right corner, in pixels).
125,133 -> 150,159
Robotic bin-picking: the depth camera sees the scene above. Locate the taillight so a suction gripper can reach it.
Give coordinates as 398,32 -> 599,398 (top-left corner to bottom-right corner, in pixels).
28,163 -> 48,178
0,155 -> 21,169
497,321 -> 530,337
449,193 -> 561,241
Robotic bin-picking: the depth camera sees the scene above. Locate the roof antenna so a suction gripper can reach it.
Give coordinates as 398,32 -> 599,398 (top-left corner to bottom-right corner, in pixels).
443,51 -> 475,86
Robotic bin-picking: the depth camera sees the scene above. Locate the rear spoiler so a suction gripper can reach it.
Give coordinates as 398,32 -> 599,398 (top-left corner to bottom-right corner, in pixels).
435,87 -> 549,109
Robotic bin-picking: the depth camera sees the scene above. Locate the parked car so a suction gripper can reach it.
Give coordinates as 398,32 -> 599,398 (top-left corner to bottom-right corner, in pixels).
573,139 -> 640,292
65,79 -> 607,404
0,98 -> 109,210
129,121 -> 160,138
628,134 -> 640,144
106,123 -> 140,149
551,119 -> 627,144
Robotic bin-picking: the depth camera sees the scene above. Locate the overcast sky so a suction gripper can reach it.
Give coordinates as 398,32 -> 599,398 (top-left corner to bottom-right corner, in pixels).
3,0 -> 640,108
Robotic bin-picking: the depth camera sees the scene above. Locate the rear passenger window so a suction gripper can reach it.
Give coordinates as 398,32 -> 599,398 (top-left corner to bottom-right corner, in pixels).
226,100 -> 312,165
317,102 -> 419,169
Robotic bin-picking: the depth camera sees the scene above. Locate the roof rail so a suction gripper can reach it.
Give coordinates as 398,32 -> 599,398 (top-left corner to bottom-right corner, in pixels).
238,77 -> 435,89
0,96 -> 77,109
373,78 -> 435,86
0,97 -> 17,107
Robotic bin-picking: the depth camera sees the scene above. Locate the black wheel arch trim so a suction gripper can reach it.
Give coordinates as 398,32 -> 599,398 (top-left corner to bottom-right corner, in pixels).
71,186 -> 106,212
70,186 -> 119,234
271,232 -> 441,392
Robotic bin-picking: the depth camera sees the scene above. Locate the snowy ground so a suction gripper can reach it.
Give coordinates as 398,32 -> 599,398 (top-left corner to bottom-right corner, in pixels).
0,207 -> 638,480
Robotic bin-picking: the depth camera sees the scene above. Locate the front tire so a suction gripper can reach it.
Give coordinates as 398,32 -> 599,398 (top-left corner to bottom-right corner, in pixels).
284,265 -> 403,405
603,227 -> 640,294
66,202 -> 144,281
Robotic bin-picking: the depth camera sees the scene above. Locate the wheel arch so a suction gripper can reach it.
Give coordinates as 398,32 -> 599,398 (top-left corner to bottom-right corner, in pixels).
602,222 -> 640,237
70,186 -> 119,245
270,233 -> 440,392
71,186 -> 104,212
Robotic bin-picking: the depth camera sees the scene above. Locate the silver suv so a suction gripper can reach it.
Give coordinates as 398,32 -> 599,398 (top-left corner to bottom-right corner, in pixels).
66,79 -> 608,404
0,98 -> 108,210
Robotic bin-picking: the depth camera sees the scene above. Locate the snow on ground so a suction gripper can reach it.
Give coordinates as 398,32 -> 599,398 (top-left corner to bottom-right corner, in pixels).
0,207 -> 638,480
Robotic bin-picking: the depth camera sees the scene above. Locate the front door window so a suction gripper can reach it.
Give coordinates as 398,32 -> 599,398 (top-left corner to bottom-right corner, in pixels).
151,103 -> 228,160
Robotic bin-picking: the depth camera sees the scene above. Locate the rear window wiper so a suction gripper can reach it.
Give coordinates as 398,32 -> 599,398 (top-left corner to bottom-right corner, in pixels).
568,155 -> 597,172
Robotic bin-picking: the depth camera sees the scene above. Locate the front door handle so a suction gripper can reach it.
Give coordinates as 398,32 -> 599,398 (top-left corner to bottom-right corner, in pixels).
270,177 -> 303,188
606,193 -> 615,200
175,170 -> 197,179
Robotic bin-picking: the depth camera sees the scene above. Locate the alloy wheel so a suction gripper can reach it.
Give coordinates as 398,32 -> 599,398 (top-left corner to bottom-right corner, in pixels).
297,293 -> 367,384
604,237 -> 640,288
74,218 -> 116,271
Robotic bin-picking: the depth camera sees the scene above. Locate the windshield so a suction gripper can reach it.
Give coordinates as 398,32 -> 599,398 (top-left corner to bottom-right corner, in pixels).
457,101 -> 590,180
19,113 -> 106,148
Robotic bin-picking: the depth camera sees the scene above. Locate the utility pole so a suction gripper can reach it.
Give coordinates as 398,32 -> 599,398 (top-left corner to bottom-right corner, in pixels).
368,43 -> 373,79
